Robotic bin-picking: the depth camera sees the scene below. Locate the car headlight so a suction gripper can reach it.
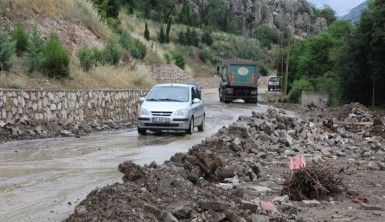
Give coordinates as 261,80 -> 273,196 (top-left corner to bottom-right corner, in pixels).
174,109 -> 188,117
139,108 -> 150,116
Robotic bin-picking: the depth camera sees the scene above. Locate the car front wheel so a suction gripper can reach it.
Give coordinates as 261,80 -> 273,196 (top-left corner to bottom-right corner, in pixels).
186,117 -> 194,135
198,115 -> 205,132
138,128 -> 146,135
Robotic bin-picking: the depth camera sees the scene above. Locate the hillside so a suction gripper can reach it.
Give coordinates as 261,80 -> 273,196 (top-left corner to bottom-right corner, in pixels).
0,0 -> 330,90
341,1 -> 368,22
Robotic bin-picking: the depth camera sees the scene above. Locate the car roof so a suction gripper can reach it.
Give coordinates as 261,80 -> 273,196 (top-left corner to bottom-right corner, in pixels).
154,83 -> 192,88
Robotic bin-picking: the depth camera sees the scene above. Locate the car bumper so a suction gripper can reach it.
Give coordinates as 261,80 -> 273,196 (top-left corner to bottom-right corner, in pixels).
137,117 -> 190,131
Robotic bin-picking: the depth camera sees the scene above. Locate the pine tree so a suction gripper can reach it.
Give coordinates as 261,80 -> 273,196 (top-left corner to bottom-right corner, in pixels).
158,26 -> 167,44
144,22 -> 150,40
165,18 -> 172,43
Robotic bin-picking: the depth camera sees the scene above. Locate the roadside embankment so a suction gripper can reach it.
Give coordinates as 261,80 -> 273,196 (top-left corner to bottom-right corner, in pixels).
0,89 -> 146,142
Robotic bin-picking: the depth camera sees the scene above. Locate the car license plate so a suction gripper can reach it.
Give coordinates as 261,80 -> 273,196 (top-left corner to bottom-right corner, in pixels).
152,117 -> 170,123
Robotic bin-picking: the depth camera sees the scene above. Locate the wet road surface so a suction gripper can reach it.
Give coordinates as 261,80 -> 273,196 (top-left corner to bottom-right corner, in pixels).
0,89 -> 271,222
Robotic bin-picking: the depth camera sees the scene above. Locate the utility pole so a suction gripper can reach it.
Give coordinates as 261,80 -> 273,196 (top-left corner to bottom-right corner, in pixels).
284,37 -> 291,96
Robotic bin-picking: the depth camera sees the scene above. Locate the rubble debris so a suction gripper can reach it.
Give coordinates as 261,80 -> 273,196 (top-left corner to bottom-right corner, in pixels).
67,105 -> 385,222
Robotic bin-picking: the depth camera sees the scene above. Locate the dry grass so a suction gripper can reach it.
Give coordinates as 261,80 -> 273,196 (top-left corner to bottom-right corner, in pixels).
0,0 -> 109,39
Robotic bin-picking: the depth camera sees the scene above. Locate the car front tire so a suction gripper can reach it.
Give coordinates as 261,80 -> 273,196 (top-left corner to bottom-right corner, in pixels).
138,128 -> 146,135
186,117 -> 194,135
198,115 -> 205,132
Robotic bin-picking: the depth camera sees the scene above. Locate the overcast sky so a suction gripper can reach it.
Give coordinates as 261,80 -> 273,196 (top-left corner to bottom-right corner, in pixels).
308,0 -> 366,15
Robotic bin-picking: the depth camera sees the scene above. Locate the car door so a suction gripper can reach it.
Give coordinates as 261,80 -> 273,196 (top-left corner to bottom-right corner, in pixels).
192,86 -> 204,125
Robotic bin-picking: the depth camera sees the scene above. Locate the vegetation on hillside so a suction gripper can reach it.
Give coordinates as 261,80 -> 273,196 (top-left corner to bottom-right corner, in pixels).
287,0 -> 385,106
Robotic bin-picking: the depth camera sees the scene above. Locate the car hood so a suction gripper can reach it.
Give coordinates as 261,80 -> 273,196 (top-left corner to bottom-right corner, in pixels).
141,101 -> 190,112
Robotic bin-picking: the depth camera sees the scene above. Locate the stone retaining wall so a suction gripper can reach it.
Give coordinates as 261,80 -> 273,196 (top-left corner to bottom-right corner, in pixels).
0,89 -> 146,141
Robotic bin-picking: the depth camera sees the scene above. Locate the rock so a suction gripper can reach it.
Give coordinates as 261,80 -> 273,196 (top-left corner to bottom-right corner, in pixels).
60,130 -> 74,137
170,202 -> 193,219
216,166 -> 236,179
251,214 -> 270,222
259,201 -> 276,213
360,203 -> 384,211
0,120 -> 6,128
367,161 -> 380,171
75,206 -> 87,215
240,200 -> 260,212
160,211 -> 179,222
144,203 -> 162,218
118,161 -> 144,182
222,136 -> 232,142
251,186 -> 271,194
19,116 -> 29,125
272,195 -> 289,204
302,200 -> 321,207
200,201 -> 232,211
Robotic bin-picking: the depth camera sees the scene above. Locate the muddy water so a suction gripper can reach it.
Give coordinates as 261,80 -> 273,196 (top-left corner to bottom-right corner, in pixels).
0,90 -> 270,222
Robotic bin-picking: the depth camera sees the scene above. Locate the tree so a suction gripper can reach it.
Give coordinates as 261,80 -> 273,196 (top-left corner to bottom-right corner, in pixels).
41,34 -> 70,78
158,26 -> 167,43
165,17 -> 172,43
201,30 -> 213,46
255,25 -> 280,48
319,6 -> 336,26
12,25 -> 29,56
144,22 -> 150,40
27,28 -> 44,73
0,27 -> 15,71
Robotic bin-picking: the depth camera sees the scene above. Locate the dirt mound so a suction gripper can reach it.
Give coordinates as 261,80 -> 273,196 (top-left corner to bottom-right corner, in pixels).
67,107 -> 385,222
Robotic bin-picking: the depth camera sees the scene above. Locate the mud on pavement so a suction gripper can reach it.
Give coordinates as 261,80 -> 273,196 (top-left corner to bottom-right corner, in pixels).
67,104 -> 385,222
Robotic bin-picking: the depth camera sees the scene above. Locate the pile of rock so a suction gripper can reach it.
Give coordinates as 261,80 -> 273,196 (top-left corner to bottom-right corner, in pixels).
67,106 -> 385,221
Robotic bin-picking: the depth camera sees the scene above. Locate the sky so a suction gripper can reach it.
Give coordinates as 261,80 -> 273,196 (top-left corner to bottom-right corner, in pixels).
308,0 -> 366,16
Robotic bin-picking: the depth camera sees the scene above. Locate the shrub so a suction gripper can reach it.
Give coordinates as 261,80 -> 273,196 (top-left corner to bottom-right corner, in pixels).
287,78 -> 315,103
201,31 -> 213,46
41,34 -> 70,78
158,26 -> 167,44
12,25 -> 29,56
164,53 -> 172,64
255,25 -> 280,48
259,63 -> 269,76
144,22 -> 150,40
120,33 -> 146,59
102,39 -> 122,65
199,49 -> 211,62
171,52 -> 186,69
316,71 -> 342,105
27,28 -> 44,73
78,46 -> 96,72
92,47 -> 103,64
0,27 -> 16,71
177,28 -> 199,47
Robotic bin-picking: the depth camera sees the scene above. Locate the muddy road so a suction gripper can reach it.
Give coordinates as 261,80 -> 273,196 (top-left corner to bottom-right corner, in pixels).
0,89 -> 275,222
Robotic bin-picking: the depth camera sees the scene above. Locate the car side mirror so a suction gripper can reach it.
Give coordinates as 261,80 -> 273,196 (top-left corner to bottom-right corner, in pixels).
139,97 -> 145,103
193,98 -> 201,104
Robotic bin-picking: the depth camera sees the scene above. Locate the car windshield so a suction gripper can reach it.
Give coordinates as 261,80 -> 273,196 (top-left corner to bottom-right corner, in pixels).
147,86 -> 189,102
269,77 -> 278,82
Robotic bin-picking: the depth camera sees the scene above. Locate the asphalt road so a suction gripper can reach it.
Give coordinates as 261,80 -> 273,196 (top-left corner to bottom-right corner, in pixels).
0,89 -> 271,222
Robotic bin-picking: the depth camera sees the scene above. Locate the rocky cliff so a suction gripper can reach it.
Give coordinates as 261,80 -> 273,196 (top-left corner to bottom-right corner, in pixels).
189,0 -> 328,38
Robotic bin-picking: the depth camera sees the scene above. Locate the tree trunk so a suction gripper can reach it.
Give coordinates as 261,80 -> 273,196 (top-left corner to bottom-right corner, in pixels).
284,38 -> 291,96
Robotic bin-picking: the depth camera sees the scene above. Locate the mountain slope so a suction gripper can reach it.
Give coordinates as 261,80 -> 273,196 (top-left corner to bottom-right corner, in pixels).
341,1 -> 368,22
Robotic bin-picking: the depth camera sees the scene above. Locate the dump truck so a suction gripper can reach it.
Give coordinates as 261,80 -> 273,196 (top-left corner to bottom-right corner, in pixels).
217,59 -> 259,104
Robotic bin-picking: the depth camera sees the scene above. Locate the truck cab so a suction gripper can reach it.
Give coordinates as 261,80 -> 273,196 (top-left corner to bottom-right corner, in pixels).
217,59 -> 259,104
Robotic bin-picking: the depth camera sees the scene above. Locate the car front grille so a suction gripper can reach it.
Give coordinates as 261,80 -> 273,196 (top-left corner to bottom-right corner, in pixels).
144,123 -> 179,127
151,111 -> 172,117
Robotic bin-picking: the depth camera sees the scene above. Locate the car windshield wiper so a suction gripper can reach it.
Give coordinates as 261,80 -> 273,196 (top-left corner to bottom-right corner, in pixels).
147,98 -> 160,101
159,98 -> 184,102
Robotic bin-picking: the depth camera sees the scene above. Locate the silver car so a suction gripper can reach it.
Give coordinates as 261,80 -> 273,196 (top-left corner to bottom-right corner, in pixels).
137,84 -> 205,135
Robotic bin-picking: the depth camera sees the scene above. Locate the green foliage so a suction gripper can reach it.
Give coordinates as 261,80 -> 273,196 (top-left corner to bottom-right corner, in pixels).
258,63 -> 269,76
318,6 -> 336,26
144,22 -> 150,40
315,71 -> 341,105
92,0 -> 120,18
41,34 -> 70,78
102,38 -> 123,65
201,31 -> 213,46
288,78 -> 315,103
27,28 -> 44,73
0,27 -> 16,71
177,0 -> 198,26
171,51 -> 186,69
165,18 -> 172,43
177,28 -> 199,47
120,33 -> 146,59
255,25 -> 280,48
158,26 -> 167,44
78,47 -> 97,72
164,53 -> 172,64
199,49 -> 212,62
12,25 -> 29,56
